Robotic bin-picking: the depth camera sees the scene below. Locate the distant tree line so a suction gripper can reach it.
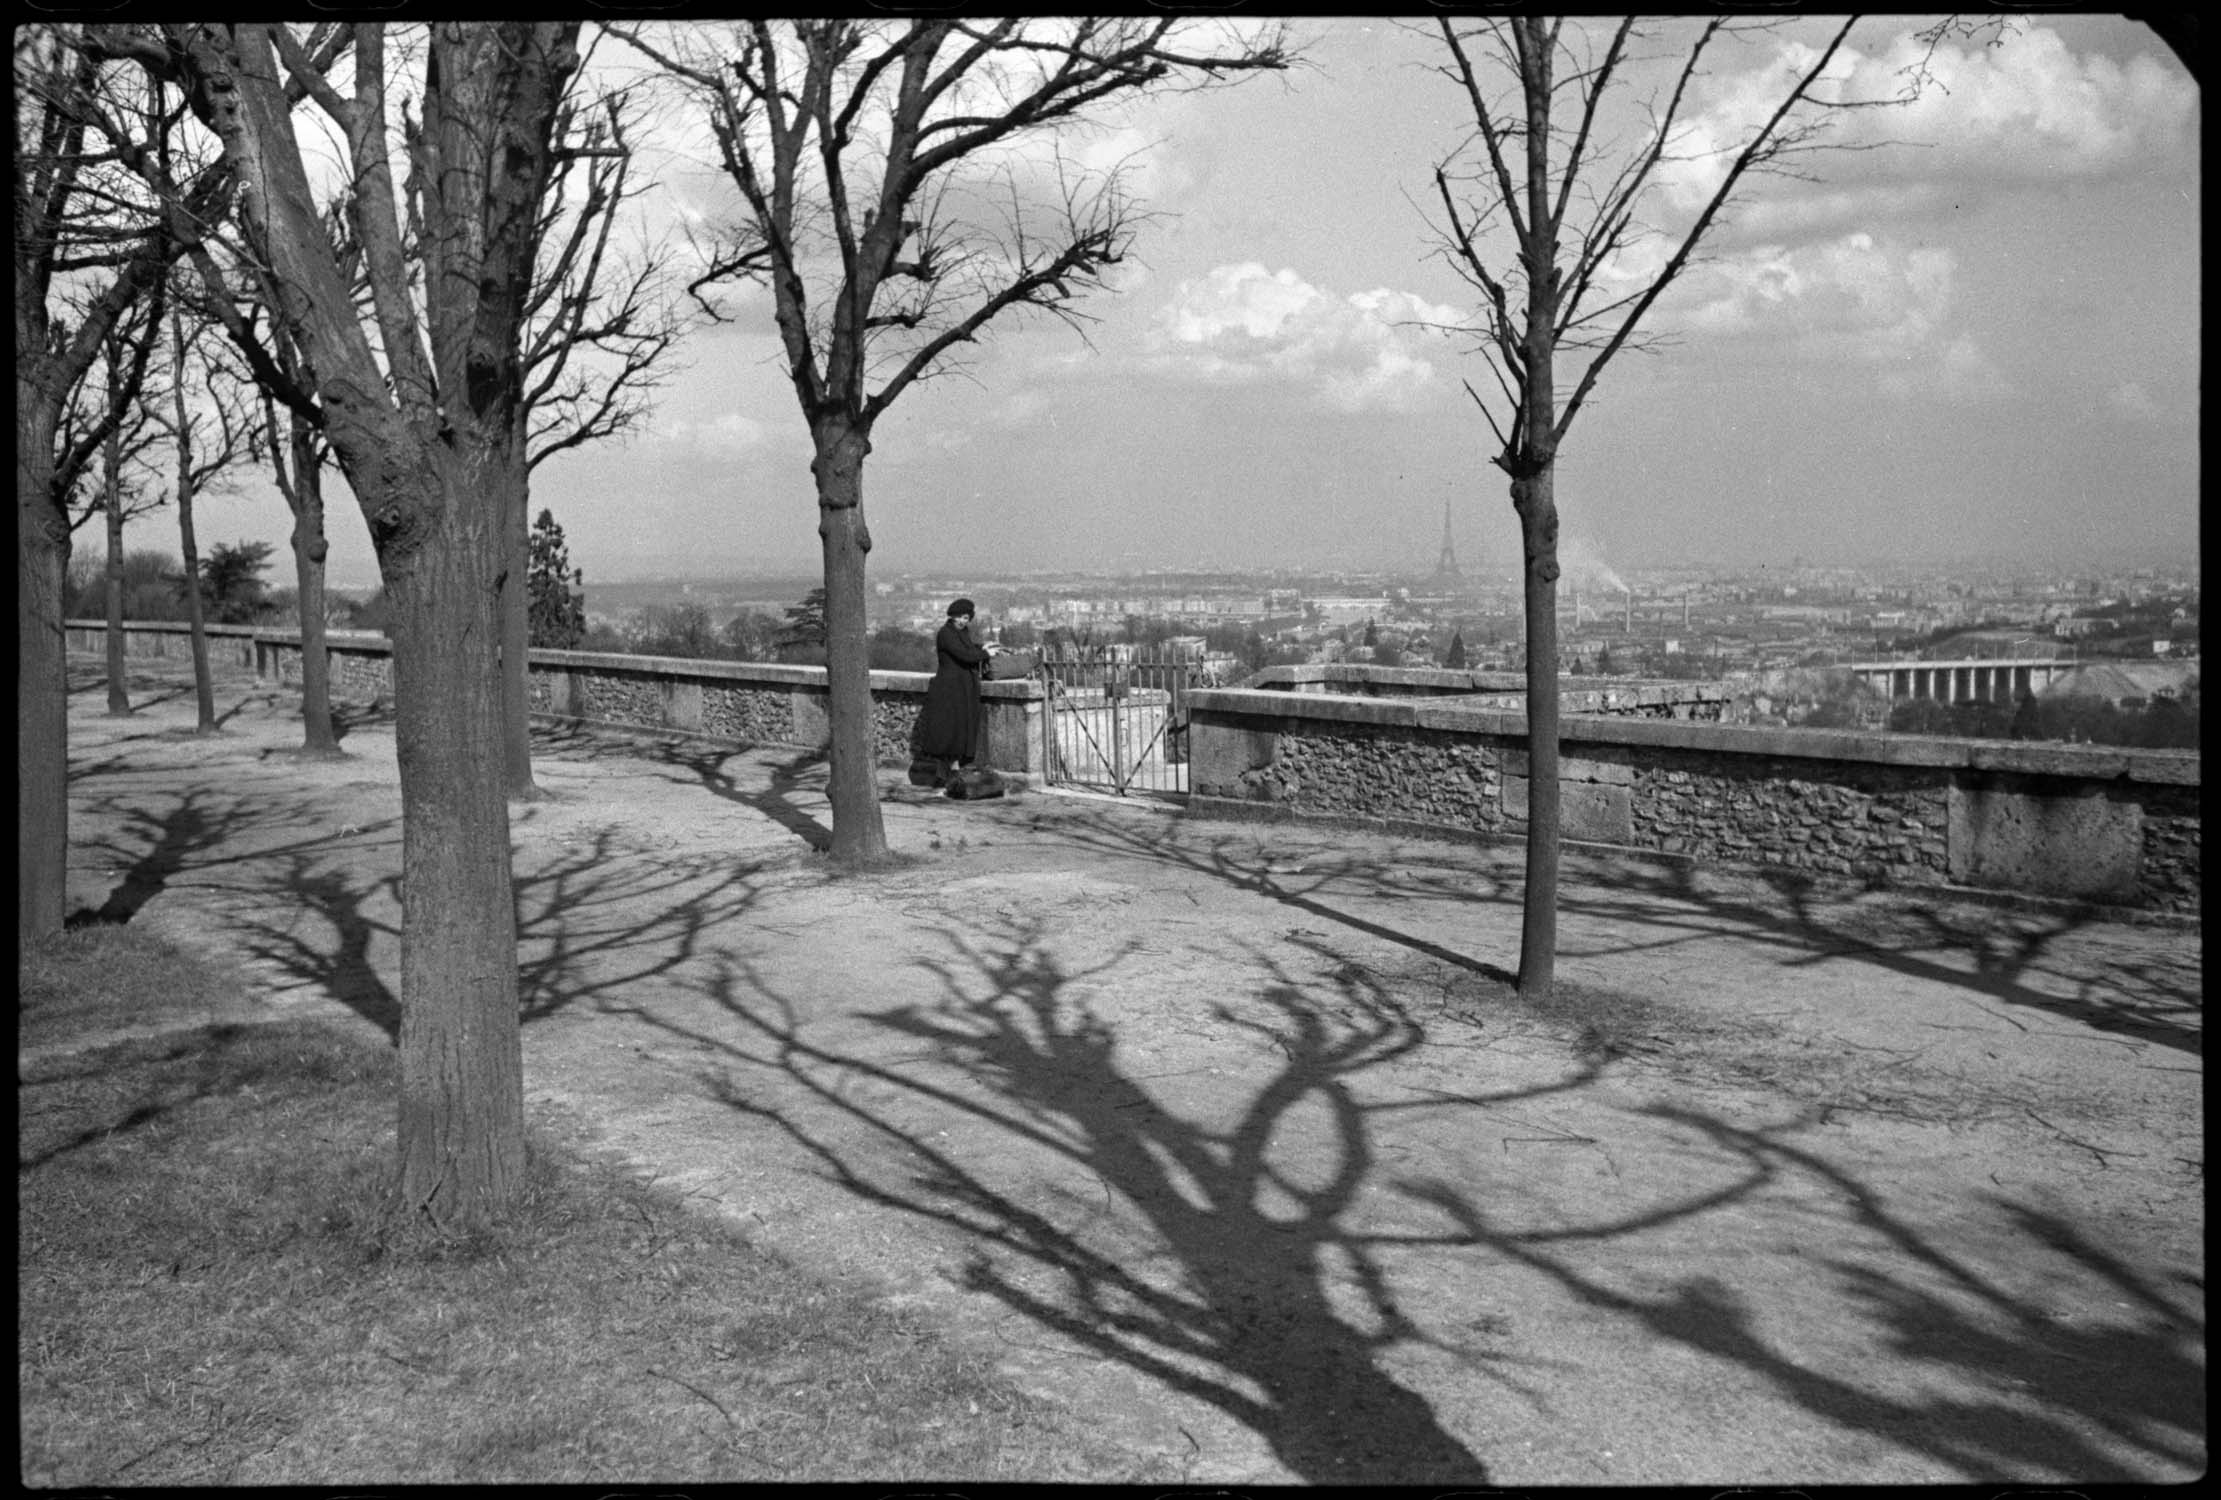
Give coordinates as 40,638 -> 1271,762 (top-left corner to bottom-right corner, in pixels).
585,598 -> 938,674
66,540 -> 286,626
1887,688 -> 2198,750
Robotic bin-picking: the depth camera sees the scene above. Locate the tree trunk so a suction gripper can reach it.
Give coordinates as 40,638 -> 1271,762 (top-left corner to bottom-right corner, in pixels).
288,429 -> 341,756
167,306 -> 217,731
385,453 -> 526,1230
1510,15 -> 1562,1000
103,430 -> 131,716
1512,468 -> 1562,997
497,450 -> 537,797
812,420 -> 889,864
18,387 -> 71,943
176,474 -> 217,733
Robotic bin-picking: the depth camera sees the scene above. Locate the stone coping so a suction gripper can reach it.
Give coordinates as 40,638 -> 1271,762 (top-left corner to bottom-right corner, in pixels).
1186,686 -> 2200,786
1249,662 -> 1729,700
69,618 -> 267,639
524,649 -> 1043,698
228,630 -> 1046,699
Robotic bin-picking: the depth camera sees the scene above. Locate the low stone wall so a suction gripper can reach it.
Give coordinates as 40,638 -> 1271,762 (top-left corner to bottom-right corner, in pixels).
64,620 -> 262,670
230,632 -> 1046,775
255,630 -> 396,703
1186,687 -> 2200,915
69,622 -> 2198,912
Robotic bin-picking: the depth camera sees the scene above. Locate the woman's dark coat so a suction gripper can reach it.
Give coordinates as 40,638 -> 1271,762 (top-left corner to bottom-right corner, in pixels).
914,620 -> 991,764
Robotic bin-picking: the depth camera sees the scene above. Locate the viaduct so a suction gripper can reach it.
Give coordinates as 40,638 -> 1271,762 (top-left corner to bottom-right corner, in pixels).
1841,657 -> 2074,704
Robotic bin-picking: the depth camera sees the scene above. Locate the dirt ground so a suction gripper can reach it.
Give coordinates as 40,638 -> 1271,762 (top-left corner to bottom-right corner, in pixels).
54,658 -> 2205,1486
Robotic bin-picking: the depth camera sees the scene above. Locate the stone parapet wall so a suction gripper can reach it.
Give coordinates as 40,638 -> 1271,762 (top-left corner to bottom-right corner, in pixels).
2137,783 -> 2201,911
69,623 -> 2197,913
252,631 -> 394,701
703,683 -> 796,745
65,620 -> 261,670
1629,751 -> 1950,883
229,635 -> 1045,775
1187,687 -> 2199,915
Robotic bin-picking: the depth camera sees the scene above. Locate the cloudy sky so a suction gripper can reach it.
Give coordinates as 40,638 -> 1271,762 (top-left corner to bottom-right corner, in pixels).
181,16 -> 2199,592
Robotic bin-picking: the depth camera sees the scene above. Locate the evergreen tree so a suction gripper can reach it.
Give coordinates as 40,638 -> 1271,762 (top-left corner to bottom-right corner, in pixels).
1444,630 -> 1468,669
196,541 -> 276,623
777,588 -> 829,660
526,508 -> 585,648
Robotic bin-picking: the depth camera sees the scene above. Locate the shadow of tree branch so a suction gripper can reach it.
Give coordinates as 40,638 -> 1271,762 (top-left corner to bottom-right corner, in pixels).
636,921 -> 1631,1484
1394,1102 -> 2205,1482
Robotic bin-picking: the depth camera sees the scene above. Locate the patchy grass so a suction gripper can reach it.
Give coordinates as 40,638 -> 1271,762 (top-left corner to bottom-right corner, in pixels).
19,922 -> 253,1054
19,928 -> 1153,1486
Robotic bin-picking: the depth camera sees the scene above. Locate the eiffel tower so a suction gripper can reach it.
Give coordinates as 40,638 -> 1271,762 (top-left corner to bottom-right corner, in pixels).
1433,498 -> 1462,582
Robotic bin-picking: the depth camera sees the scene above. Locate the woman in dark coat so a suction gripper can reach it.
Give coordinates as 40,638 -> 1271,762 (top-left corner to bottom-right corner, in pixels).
914,597 -> 993,785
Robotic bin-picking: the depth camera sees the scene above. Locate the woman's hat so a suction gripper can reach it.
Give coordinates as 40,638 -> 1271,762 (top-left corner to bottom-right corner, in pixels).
947,597 -> 976,619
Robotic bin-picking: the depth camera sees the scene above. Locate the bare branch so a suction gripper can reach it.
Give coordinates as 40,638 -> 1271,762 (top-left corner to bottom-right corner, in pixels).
1554,19 -> 1858,441
272,23 -> 353,132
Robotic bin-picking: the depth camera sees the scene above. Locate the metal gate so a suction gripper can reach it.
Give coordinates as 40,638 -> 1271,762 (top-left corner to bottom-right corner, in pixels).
1034,650 -> 1192,797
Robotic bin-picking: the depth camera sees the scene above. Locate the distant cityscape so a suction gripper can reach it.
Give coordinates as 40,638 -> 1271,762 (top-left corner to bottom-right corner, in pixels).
566,544 -> 2199,741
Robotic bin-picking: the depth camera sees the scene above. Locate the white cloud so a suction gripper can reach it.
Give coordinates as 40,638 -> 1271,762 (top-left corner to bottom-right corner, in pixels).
1679,233 -> 1946,349
1656,22 -> 2198,232
1149,262 -> 1466,412
1869,24 -> 2198,177
1673,232 -> 2008,400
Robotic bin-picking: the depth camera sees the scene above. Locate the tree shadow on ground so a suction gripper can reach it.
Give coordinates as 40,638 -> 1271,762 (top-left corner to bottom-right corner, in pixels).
65,774 -> 408,1038
1044,809 -> 1520,988
66,790 -> 230,928
1395,1103 -> 2206,1481
223,856 -> 406,1041
19,1019 -> 383,1173
1554,862 -> 2202,1057
64,787 -> 362,931
530,723 -> 833,852
650,889 -> 2195,1482
643,920 -> 1631,1485
212,689 -> 282,729
512,827 -> 774,1023
67,662 -> 191,709
214,820 -> 775,1036
657,744 -> 832,853
1048,808 -> 2199,1056
65,754 -> 136,784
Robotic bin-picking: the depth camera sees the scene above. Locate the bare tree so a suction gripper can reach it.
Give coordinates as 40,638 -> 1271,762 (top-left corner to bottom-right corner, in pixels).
177,186 -> 371,759
160,296 -> 255,733
251,305 -> 343,756
71,289 -> 171,717
107,20 -> 584,1228
498,79 -> 690,798
620,18 -> 1292,862
1426,15 -> 1896,996
15,25 -> 232,941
